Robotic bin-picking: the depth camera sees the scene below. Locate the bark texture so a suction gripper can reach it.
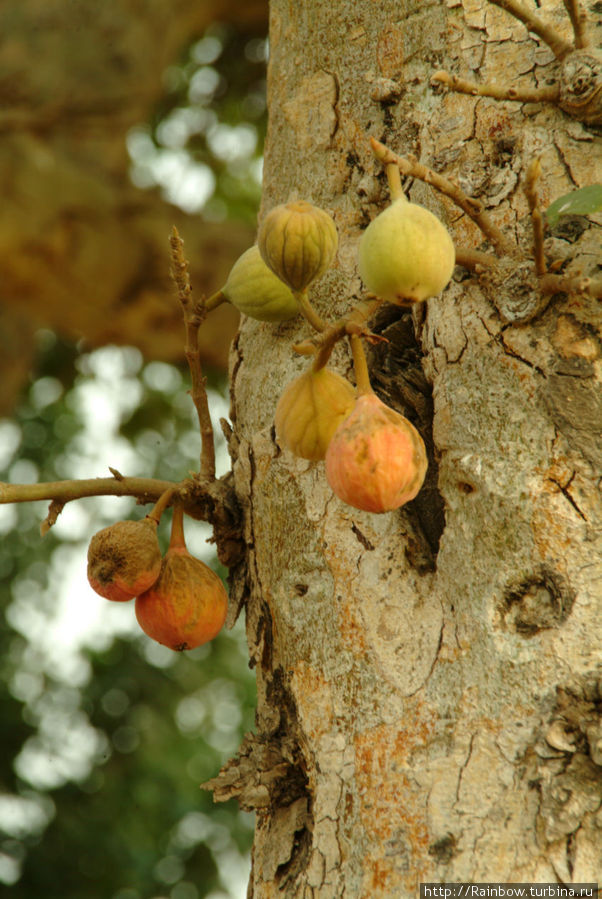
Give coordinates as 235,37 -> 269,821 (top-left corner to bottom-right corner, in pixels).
217,0 -> 601,894
0,0 -> 268,411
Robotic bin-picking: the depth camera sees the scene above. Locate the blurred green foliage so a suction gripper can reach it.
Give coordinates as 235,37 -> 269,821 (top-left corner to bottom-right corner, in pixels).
0,334 -> 256,899
128,23 -> 267,224
0,18 -> 265,898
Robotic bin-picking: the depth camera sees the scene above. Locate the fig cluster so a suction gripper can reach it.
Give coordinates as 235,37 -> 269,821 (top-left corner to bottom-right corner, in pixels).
87,508 -> 227,651
276,370 -> 428,514
214,190 -> 449,513
220,185 -> 455,324
84,185 -> 450,640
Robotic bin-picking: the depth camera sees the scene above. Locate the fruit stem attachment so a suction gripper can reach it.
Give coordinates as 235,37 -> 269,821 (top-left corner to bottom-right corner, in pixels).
311,341 -> 335,373
369,138 -> 517,258
204,289 -> 227,312
385,163 -> 405,203
148,485 -> 178,525
169,502 -> 187,551
170,227 -> 216,481
350,334 -> 373,396
295,289 -> 327,333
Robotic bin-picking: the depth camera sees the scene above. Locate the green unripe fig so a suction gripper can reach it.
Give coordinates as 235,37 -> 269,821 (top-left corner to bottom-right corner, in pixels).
358,197 -> 455,303
258,200 -> 338,291
222,245 -> 299,322
275,367 -> 356,461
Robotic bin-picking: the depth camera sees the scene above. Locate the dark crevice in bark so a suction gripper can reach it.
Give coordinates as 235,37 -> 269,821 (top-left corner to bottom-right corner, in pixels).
266,667 -> 314,888
351,523 -> 375,551
547,473 -> 588,521
428,832 -> 458,864
274,825 -> 313,889
369,306 -> 446,571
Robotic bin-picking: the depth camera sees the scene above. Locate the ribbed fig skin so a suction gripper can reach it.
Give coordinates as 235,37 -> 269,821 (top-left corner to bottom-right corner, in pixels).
325,394 -> 427,513
222,245 -> 299,322
258,201 -> 338,291
135,547 -> 227,651
359,198 -> 455,303
87,518 -> 162,602
275,368 -> 356,461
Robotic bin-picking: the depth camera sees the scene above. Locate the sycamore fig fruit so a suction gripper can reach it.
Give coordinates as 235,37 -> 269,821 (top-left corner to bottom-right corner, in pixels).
222,245 -> 299,322
275,367 -> 356,461
358,197 -> 455,303
258,200 -> 338,291
325,393 -> 427,513
135,506 -> 227,651
87,518 -> 162,602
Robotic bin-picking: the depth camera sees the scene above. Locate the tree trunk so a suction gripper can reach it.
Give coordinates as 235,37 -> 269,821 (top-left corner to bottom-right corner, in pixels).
211,0 -> 602,894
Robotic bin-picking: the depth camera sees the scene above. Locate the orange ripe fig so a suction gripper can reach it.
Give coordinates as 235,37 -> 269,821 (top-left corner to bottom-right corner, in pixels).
325,393 -> 427,513
87,518 -> 162,602
135,506 -> 227,651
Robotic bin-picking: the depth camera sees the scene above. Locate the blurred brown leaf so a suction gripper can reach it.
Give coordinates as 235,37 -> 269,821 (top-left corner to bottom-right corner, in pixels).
0,0 -> 268,408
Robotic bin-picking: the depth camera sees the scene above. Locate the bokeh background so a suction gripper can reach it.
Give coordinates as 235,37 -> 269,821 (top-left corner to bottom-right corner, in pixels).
0,3 -> 269,896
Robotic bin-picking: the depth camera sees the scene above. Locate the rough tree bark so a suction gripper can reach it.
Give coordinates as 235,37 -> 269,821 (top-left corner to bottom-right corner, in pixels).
207,0 -> 602,895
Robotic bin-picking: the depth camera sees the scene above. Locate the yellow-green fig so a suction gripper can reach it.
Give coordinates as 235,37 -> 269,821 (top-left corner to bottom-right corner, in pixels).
258,200 -> 338,291
222,245 -> 299,322
275,367 -> 356,461
358,197 -> 455,303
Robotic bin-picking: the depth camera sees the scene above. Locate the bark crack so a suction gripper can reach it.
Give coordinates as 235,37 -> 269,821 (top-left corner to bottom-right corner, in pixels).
408,610 -> 445,696
454,732 -> 476,807
497,330 -> 547,376
547,472 -> 588,522
351,523 -> 375,551
324,69 -> 340,143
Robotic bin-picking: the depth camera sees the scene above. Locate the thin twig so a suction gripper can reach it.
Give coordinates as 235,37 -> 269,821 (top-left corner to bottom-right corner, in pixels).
170,227 -> 216,480
370,138 -> 517,257
147,485 -> 179,525
562,0 -> 590,49
455,247 -> 500,271
523,159 -> 547,277
488,0 -> 574,59
293,299 -> 383,360
539,273 -> 602,298
1,476 -> 178,507
431,71 -> 560,106
350,335 -> 373,396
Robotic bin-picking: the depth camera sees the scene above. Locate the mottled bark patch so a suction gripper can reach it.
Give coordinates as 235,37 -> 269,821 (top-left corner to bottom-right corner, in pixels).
498,567 -> 575,636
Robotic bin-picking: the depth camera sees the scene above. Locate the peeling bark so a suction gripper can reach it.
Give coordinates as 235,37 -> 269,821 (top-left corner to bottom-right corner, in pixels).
209,1 -> 602,894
